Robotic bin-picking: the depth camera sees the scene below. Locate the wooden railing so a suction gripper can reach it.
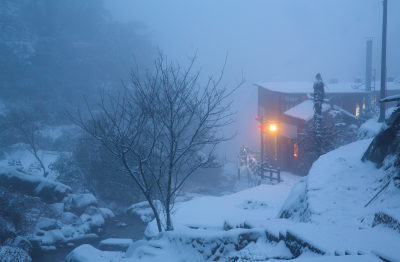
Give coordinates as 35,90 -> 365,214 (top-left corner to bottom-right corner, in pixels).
239,147 -> 281,185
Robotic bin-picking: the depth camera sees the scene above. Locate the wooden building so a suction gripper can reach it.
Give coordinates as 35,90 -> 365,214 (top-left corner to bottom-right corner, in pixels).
256,80 -> 400,173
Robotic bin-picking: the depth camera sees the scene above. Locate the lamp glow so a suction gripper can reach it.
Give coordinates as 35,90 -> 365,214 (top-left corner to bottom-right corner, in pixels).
269,123 -> 277,132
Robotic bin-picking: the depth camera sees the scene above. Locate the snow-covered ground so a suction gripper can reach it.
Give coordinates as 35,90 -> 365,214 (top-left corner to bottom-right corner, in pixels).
0,143 -> 61,179
145,172 -> 300,234
67,139 -> 400,262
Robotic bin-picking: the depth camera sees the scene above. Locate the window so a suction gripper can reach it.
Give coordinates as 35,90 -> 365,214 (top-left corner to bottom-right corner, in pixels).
293,143 -> 298,160
356,104 -> 360,117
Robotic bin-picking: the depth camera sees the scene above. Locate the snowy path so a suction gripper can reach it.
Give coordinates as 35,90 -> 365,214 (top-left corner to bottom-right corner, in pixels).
146,171 -> 301,234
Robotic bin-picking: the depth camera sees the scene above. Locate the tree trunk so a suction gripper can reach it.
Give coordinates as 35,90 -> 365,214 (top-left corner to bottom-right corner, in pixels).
31,147 -> 48,177
165,165 -> 174,231
146,195 -> 163,233
165,198 -> 173,231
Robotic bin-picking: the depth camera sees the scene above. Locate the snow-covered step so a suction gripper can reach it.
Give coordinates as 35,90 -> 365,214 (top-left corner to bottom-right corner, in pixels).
98,238 -> 133,251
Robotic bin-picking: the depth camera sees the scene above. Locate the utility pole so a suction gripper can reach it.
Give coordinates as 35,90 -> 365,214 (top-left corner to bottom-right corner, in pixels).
379,0 -> 388,123
260,121 -> 264,179
365,38 -> 373,116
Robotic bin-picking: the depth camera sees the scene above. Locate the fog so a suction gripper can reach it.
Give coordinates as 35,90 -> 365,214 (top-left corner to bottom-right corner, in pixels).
2,2 -> 400,260
106,0 -> 400,159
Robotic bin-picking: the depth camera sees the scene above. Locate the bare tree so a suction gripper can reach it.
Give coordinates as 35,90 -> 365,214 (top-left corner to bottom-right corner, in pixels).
5,108 -> 48,177
71,54 -> 242,232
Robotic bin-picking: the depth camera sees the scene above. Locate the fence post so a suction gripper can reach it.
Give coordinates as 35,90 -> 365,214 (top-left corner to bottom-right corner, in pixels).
270,166 -> 273,182
277,167 -> 281,183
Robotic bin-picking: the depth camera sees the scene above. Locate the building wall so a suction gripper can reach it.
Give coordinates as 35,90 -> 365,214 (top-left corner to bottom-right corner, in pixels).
258,86 -> 367,172
258,85 -> 400,173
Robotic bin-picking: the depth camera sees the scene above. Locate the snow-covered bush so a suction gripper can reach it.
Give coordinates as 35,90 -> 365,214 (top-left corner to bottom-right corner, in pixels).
0,246 -> 31,262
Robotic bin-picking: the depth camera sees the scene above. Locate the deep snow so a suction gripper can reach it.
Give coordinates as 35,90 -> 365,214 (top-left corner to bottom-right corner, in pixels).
67,139 -> 400,261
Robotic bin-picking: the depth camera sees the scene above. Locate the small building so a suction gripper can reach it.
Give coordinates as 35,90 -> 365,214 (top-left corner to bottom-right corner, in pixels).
256,80 -> 400,173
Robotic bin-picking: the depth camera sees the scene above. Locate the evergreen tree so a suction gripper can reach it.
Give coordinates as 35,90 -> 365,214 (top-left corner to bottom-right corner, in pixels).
297,74 -> 357,174
313,73 -> 325,154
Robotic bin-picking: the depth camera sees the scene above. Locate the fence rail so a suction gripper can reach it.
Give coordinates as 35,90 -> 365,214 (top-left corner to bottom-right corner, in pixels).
238,146 -> 281,186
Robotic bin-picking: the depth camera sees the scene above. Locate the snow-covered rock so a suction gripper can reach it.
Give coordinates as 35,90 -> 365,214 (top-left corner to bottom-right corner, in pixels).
39,229 -> 65,246
61,212 -> 78,225
99,208 -> 115,220
0,169 -> 71,203
66,244 -> 122,262
35,217 -> 60,231
80,206 -> 106,228
98,238 -> 133,251
64,193 -> 98,213
127,200 -> 162,223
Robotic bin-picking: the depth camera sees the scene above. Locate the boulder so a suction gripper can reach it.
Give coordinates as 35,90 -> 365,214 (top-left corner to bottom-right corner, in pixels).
98,238 -> 133,252
36,217 -> 60,231
66,244 -> 121,262
0,170 -> 71,203
64,194 -> 97,214
61,212 -> 78,225
362,106 -> 400,167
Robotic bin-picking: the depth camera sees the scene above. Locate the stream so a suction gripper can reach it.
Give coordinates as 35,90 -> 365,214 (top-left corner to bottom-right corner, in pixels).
31,213 -> 147,262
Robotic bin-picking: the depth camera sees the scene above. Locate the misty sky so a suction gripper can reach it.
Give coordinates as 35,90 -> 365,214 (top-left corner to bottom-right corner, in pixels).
105,0 -> 400,159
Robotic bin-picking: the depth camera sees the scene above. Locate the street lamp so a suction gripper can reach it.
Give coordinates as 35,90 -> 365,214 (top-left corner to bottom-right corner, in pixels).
257,119 -> 279,179
269,123 -> 278,132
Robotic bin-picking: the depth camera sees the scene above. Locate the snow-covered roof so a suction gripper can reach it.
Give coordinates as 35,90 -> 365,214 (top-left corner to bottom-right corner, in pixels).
255,81 -> 400,94
381,94 -> 400,102
284,99 -> 330,121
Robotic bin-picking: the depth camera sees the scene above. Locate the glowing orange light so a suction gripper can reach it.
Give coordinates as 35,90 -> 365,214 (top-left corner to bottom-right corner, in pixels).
269,123 -> 277,132
293,143 -> 299,159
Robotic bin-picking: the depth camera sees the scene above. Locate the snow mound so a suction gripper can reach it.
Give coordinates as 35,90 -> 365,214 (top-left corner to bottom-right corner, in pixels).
127,200 -> 162,223
66,244 -> 122,262
0,168 -> 71,203
279,139 -> 400,228
277,138 -> 400,261
99,238 -> 133,251
144,172 -> 301,237
278,178 -> 311,222
358,117 -> 384,139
